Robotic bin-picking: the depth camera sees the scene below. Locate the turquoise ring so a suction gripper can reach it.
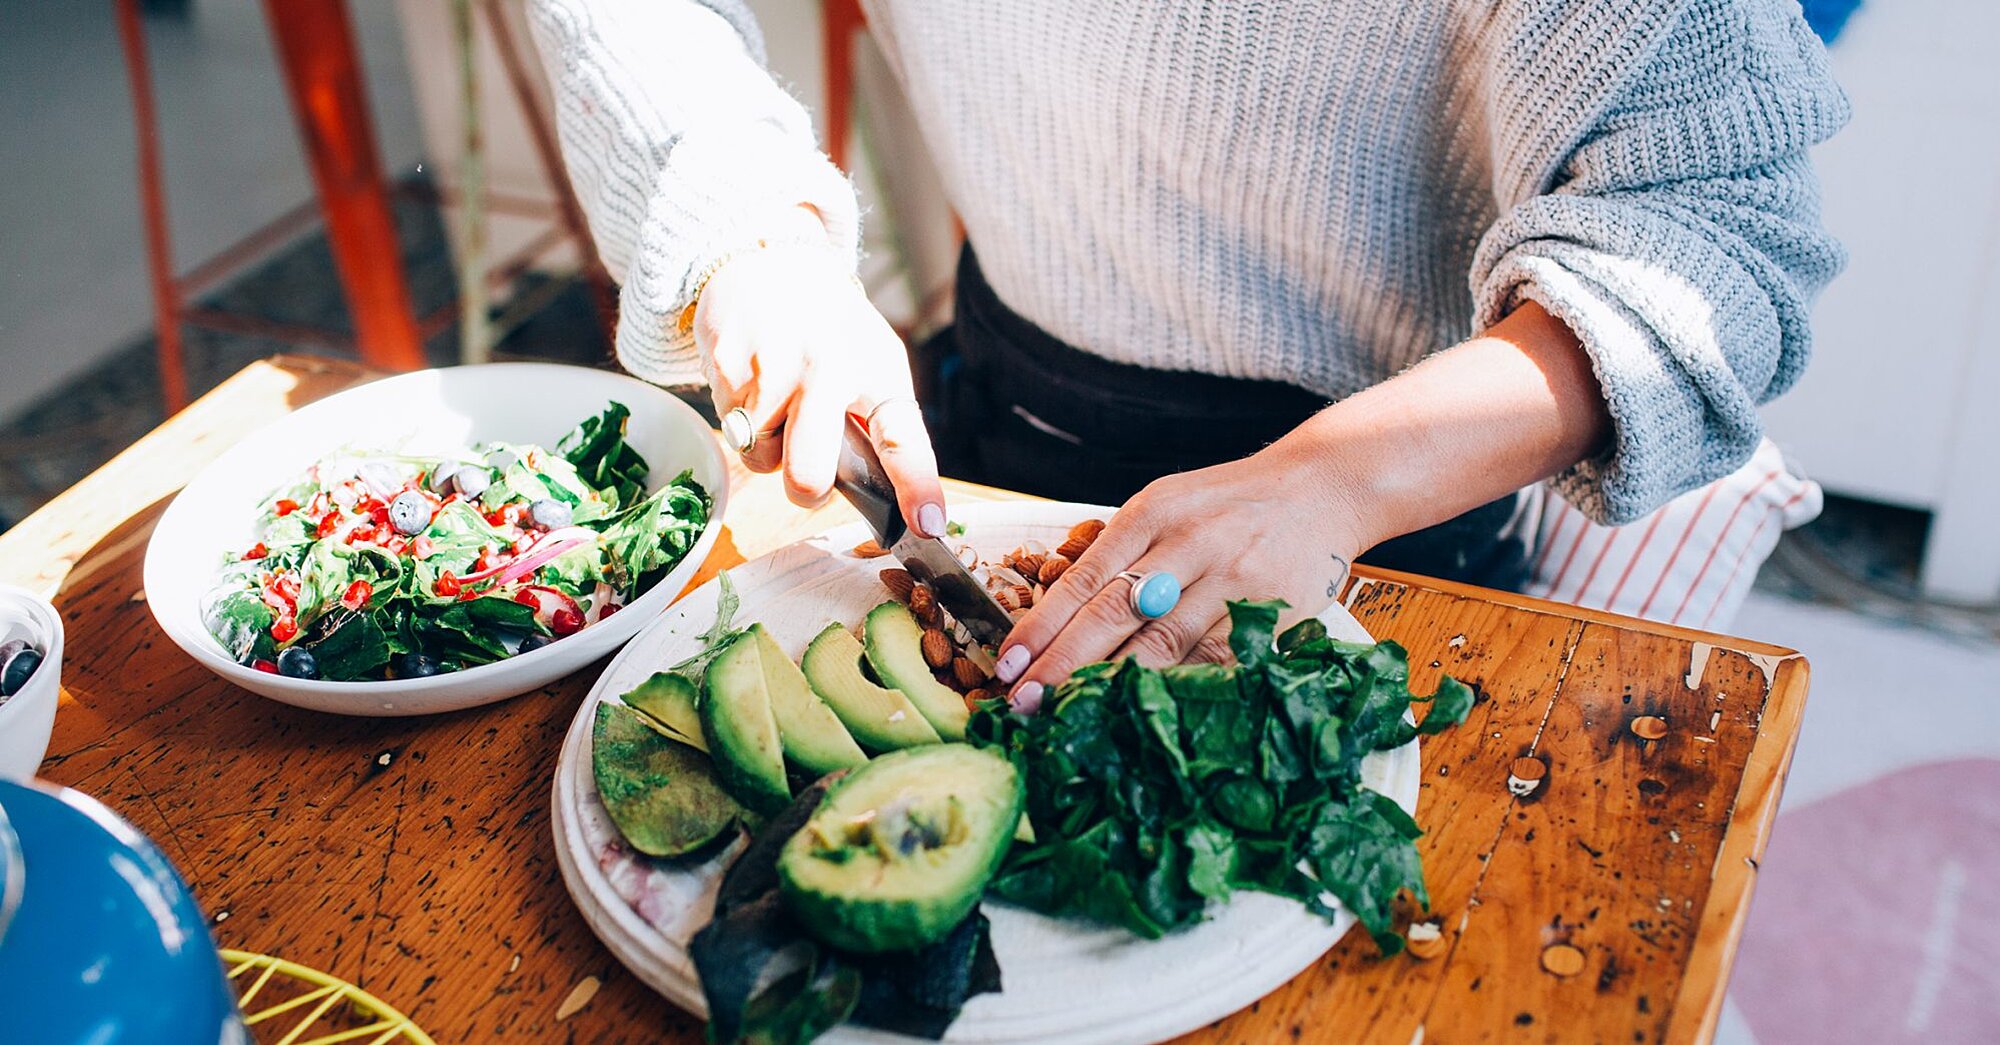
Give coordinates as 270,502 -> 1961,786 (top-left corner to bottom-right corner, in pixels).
1117,570 -> 1181,620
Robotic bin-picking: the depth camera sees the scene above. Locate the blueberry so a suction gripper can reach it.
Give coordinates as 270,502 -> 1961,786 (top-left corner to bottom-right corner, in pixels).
518,632 -> 553,654
0,646 -> 39,696
390,652 -> 440,679
450,466 -> 491,499
388,491 -> 432,536
276,646 -> 319,680
484,449 -> 518,472
529,499 -> 572,530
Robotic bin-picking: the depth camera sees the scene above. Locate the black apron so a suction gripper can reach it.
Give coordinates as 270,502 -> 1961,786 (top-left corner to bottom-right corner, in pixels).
917,247 -> 1530,591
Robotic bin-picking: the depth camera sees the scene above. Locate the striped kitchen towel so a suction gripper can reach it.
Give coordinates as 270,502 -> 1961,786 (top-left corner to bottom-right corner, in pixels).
1523,439 -> 1822,630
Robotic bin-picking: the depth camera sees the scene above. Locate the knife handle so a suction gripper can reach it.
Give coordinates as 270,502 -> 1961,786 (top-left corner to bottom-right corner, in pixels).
834,412 -> 906,546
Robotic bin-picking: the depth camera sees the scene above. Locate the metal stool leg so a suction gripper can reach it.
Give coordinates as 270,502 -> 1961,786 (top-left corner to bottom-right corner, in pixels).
262,0 -> 426,371
113,0 -> 188,412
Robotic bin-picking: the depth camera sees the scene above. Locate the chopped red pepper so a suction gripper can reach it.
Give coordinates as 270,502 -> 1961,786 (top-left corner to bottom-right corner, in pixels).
484,510 -> 508,527
457,587 -> 481,602
243,542 -> 267,561
274,499 -> 299,516
340,579 -> 373,611
434,571 -> 461,596
271,617 -> 299,643
251,659 -> 280,674
315,512 -> 342,539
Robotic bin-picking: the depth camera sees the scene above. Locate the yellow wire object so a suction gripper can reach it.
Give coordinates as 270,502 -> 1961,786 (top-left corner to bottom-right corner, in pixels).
219,949 -> 436,1045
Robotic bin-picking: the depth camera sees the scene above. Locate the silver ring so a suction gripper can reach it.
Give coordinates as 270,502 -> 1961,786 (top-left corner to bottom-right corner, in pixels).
721,408 -> 782,455
1114,570 -> 1181,620
864,395 -> 919,427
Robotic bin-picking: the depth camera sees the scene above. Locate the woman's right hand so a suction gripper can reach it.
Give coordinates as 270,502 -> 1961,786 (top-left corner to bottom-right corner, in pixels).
691,220 -> 948,539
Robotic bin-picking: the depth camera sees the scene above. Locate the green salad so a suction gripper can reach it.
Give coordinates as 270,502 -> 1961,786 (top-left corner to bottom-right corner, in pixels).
202,402 -> 710,682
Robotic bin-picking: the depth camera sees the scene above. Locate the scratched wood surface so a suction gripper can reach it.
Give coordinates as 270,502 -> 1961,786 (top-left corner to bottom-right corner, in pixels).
0,356 -> 1808,1044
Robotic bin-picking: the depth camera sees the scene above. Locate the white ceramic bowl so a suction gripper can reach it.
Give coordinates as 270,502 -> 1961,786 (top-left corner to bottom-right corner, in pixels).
0,585 -> 65,781
142,364 -> 729,717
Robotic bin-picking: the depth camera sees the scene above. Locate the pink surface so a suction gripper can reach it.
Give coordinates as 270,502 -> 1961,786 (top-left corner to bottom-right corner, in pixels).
1732,759 -> 2000,1043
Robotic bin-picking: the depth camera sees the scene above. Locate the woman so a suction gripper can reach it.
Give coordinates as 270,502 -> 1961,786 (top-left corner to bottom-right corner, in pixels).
527,0 -> 1846,710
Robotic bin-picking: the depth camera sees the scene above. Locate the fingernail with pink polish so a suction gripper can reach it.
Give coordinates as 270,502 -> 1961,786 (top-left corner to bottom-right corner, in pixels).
1010,681 -> 1045,715
994,644 -> 1029,683
917,502 -> 946,538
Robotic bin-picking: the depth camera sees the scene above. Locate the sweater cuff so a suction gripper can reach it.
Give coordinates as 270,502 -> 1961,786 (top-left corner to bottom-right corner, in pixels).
1473,242 -> 1765,527
612,121 -> 861,387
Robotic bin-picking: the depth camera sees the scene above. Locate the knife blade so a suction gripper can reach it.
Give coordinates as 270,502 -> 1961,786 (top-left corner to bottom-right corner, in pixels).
833,413 -> 1016,648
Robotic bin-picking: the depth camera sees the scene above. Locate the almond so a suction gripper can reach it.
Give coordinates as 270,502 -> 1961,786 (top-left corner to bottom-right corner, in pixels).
1012,583 -> 1034,609
1067,518 -> 1106,544
920,627 -> 953,669
995,585 -> 1031,612
952,656 -> 986,689
852,539 -> 890,559
1038,556 -> 1071,585
1056,535 -> 1092,561
880,567 -> 916,602
1013,552 -> 1045,580
908,583 -> 941,626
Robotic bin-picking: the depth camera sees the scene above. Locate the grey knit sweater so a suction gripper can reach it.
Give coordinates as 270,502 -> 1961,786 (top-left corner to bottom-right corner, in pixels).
526,0 -> 1848,524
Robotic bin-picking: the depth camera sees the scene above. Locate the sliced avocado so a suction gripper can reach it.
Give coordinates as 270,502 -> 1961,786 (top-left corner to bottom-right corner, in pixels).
778,744 -> 1023,953
802,623 -> 942,752
862,602 -> 970,741
622,671 -> 707,752
591,703 -> 747,856
747,624 -> 869,776
701,630 -> 792,816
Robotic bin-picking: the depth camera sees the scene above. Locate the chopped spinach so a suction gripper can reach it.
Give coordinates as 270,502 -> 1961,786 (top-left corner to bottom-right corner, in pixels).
968,599 -> 1472,954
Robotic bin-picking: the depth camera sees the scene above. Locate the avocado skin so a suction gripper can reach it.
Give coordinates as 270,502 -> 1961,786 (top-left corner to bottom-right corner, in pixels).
777,745 -> 1023,953
748,625 -> 870,775
801,622 -> 942,752
862,602 -> 971,741
621,671 -> 707,752
700,631 -> 793,816
591,703 -> 746,857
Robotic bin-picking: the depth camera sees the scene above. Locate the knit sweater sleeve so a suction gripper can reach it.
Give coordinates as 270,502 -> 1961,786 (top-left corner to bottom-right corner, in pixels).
525,0 -> 859,387
1467,0 -> 1849,525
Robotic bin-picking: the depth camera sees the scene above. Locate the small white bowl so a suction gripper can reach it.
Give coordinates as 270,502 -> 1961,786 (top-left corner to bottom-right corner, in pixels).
0,585 -> 64,781
142,364 -> 729,717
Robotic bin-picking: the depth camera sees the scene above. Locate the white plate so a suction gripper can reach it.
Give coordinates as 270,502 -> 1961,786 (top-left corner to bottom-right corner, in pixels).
552,501 -> 1418,1044
143,364 -> 729,717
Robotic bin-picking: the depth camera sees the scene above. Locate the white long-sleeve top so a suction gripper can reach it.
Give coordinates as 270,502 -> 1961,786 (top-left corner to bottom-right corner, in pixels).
526,0 -> 1848,523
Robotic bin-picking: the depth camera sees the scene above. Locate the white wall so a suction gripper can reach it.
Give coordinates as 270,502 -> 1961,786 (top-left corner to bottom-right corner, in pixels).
0,0 -> 426,421
1761,0 -> 2000,600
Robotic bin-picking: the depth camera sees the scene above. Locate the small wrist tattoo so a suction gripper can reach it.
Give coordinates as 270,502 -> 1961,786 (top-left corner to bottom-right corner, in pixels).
1325,555 -> 1352,599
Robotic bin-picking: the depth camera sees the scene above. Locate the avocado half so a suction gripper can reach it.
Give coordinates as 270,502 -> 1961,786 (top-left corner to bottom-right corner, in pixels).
862,602 -> 970,741
778,744 -> 1023,953
701,630 -> 793,816
622,671 -> 707,752
747,624 -> 869,776
802,623 -> 941,752
591,702 -> 747,857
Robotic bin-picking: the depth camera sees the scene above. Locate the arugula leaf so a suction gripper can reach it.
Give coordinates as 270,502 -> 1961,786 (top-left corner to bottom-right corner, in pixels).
666,572 -> 745,685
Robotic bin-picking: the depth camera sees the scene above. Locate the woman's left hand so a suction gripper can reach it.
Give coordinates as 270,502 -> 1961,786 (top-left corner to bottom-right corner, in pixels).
991,441 -> 1371,712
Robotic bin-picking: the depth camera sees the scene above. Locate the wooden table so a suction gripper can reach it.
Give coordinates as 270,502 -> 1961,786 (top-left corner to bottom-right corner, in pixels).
0,356 -> 1808,1043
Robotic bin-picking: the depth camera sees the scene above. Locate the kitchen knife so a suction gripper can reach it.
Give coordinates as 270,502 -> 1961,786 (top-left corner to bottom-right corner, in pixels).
833,413 -> 1016,648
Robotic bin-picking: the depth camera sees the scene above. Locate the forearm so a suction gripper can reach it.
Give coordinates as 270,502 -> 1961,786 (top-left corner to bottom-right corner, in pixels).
1274,301 -> 1609,550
